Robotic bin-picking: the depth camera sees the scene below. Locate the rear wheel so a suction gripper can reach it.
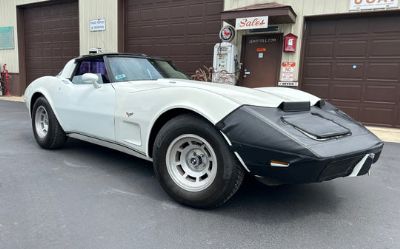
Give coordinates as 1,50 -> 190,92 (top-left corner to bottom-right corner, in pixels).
153,114 -> 245,209
32,97 -> 67,149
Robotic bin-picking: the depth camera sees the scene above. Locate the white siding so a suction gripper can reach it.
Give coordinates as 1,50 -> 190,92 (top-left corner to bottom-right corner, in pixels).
79,0 -> 118,55
224,0 -> 354,81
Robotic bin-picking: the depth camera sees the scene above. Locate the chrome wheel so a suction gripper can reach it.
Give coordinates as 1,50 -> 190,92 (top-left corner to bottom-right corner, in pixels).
166,134 -> 218,192
34,106 -> 49,139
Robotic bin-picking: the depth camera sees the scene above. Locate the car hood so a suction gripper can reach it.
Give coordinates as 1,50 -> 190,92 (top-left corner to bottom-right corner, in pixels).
157,79 -> 320,107
115,79 -> 320,108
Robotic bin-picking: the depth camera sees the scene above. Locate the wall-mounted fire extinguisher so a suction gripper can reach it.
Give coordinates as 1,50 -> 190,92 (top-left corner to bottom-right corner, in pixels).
1,64 -> 11,96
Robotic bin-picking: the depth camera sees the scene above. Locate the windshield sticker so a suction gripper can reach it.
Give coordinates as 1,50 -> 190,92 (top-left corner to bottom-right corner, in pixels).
115,74 -> 126,81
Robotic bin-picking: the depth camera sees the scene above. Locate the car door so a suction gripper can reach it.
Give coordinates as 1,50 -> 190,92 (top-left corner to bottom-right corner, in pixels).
55,57 -> 116,141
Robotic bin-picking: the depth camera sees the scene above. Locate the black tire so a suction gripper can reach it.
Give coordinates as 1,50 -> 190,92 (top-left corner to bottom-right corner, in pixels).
32,97 -> 67,149
153,114 -> 245,209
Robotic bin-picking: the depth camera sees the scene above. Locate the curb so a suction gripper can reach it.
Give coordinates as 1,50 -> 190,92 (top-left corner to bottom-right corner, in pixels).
0,96 -> 24,102
367,126 -> 400,144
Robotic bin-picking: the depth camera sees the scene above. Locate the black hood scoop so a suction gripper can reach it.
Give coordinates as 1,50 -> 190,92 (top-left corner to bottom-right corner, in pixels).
282,113 -> 351,140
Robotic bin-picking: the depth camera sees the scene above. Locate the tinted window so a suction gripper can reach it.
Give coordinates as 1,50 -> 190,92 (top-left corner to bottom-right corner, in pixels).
149,60 -> 188,79
72,59 -> 109,84
108,57 -> 188,82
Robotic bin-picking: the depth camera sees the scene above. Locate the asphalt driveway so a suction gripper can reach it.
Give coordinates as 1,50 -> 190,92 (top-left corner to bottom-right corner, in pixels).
0,100 -> 399,249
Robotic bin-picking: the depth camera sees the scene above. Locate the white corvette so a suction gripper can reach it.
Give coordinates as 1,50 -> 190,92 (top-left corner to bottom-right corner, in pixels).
24,53 -> 383,208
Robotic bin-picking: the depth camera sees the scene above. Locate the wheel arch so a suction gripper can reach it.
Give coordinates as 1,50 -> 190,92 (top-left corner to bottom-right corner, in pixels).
29,90 -> 66,130
30,92 -> 46,115
147,108 -> 215,158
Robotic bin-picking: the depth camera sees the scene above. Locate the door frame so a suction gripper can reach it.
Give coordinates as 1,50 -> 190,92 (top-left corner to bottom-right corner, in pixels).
239,33 -> 284,87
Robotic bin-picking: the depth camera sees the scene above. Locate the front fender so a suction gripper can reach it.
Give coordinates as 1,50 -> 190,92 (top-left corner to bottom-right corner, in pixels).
24,76 -> 66,129
114,85 -> 242,156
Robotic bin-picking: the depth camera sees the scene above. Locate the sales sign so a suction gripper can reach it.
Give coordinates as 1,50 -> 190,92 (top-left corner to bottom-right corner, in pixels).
90,18 -> 106,32
235,16 -> 268,30
349,0 -> 399,11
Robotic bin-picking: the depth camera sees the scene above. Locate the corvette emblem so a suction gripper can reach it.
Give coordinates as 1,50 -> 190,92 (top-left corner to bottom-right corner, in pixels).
126,112 -> 134,117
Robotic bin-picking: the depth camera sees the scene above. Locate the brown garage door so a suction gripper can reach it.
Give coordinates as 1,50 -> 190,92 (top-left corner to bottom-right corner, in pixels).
302,14 -> 400,128
124,0 -> 222,75
23,1 -> 79,85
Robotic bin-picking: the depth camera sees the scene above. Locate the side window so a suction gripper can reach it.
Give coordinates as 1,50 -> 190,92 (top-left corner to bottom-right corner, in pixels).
72,58 -> 110,84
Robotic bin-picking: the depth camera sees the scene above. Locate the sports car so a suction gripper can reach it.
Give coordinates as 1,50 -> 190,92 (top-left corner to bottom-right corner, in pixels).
24,53 -> 384,208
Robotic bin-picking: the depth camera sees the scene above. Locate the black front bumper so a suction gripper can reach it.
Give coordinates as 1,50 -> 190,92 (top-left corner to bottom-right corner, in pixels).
234,142 -> 382,184
217,104 -> 384,184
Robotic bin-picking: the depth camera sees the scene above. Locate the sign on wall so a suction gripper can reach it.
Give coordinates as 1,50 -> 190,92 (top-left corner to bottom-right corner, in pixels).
279,61 -> 298,86
235,16 -> 268,30
0,26 -> 14,50
89,18 -> 106,32
349,0 -> 399,11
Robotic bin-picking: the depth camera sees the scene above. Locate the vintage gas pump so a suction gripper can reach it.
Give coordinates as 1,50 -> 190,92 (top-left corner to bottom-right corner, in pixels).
212,25 -> 239,85
212,42 -> 238,85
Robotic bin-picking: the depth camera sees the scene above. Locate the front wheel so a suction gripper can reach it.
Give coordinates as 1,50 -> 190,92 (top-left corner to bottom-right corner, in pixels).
32,97 -> 67,149
153,114 -> 245,209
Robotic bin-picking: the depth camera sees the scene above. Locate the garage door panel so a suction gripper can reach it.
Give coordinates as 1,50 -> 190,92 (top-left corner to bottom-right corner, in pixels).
301,83 -> 329,99
187,23 -> 204,35
189,5 -> 205,17
303,63 -> 331,79
335,41 -> 367,58
334,63 -> 364,80
341,106 -> 361,119
169,6 -> 186,18
370,39 -> 400,57
125,0 -> 222,75
303,14 -> 400,127
337,19 -> 368,35
24,1 -> 79,84
367,63 -> 399,81
361,106 -> 395,126
308,21 -> 336,36
305,41 -> 334,58
370,16 -> 400,34
364,84 -> 398,104
330,84 -> 362,101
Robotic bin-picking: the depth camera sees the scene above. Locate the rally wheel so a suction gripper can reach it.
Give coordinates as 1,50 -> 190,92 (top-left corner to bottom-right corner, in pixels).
32,97 -> 67,149
153,114 -> 245,209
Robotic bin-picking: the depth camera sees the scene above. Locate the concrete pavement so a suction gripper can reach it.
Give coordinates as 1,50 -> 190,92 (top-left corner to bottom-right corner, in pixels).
0,100 -> 400,249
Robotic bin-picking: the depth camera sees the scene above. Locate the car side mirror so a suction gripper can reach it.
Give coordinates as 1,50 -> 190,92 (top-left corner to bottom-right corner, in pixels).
82,73 -> 101,88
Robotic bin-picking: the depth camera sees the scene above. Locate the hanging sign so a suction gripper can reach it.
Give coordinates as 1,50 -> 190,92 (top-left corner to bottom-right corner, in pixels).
235,16 -> 269,30
219,25 -> 235,42
349,0 -> 399,11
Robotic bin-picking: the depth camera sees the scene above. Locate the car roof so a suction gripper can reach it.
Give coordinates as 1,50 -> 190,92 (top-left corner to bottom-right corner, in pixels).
75,53 -> 169,62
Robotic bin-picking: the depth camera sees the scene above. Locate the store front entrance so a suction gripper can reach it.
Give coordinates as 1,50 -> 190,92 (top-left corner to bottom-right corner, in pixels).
239,33 -> 283,88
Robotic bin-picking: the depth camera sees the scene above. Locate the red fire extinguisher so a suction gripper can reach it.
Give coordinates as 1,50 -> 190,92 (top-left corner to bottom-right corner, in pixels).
1,64 -> 11,96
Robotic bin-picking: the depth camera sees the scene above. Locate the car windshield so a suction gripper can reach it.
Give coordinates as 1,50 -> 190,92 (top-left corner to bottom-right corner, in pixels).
108,56 -> 188,82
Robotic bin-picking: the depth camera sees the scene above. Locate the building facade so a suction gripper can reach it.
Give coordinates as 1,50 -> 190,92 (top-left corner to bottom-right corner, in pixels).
0,0 -> 399,127
0,0 -> 222,96
225,0 -> 400,128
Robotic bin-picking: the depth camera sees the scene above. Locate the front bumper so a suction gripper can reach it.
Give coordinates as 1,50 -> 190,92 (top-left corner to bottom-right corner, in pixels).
217,104 -> 384,184
234,142 -> 382,184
